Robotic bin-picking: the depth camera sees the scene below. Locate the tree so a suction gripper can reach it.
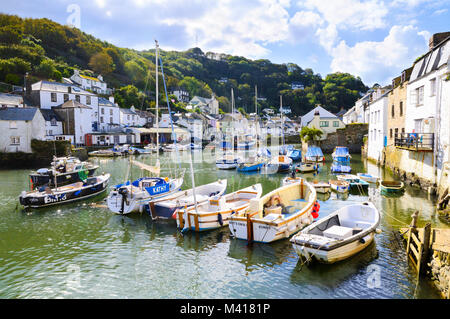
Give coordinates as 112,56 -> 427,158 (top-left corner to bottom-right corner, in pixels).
299,126 -> 323,143
89,51 -> 114,75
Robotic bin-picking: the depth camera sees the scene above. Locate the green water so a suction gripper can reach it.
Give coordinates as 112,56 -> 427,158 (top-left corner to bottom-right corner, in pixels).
0,147 -> 448,298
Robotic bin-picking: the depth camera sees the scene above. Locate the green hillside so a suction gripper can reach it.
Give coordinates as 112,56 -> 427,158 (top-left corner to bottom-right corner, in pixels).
0,13 -> 368,115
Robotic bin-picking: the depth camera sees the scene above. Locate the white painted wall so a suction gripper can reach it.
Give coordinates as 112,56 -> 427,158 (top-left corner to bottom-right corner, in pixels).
38,91 -> 98,110
367,95 -> 388,162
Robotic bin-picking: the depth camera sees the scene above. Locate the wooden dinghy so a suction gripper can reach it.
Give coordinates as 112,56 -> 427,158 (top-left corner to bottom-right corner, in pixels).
329,180 -> 350,193
357,173 -> 379,183
290,202 -> 380,264
295,162 -> 318,173
229,180 -> 317,244
310,181 -> 331,194
176,184 -> 263,232
379,180 -> 404,193
150,179 -> 228,219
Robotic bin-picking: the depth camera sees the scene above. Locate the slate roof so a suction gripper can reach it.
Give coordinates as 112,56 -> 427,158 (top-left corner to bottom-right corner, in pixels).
32,81 -> 95,96
301,105 -> 338,126
55,100 -> 92,109
40,109 -> 63,122
0,93 -> 23,106
0,107 -> 38,121
98,97 -> 117,107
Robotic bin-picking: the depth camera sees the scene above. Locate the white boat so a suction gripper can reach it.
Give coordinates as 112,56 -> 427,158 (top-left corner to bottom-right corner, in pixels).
310,181 -> 331,194
229,180 -> 317,243
176,184 -> 263,232
267,155 -> 292,172
295,162 -> 318,173
216,152 -> 242,169
163,143 -> 190,152
282,176 -> 303,186
357,173 -> 379,183
329,180 -> 350,193
290,202 -> 380,264
106,159 -> 184,215
150,179 -> 228,219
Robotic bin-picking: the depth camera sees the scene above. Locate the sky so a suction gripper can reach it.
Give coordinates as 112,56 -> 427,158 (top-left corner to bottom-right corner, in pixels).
2,0 -> 450,85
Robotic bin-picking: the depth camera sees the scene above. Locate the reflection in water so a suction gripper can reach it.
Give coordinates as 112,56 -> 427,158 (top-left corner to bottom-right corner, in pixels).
0,150 -> 446,298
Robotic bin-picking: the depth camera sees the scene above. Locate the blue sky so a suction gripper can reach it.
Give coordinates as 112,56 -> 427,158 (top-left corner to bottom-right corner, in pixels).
2,0 -> 450,85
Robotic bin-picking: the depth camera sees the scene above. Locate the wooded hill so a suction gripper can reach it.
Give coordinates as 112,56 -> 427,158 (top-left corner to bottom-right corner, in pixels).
0,13 -> 368,115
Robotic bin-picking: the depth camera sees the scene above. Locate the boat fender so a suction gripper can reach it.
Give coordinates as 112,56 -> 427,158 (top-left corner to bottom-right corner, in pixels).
375,228 -> 382,234
311,201 -> 320,218
218,213 -> 223,226
359,235 -> 371,244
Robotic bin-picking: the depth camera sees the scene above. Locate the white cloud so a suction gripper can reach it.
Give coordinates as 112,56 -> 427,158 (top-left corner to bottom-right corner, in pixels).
288,10 -> 324,42
301,0 -> 389,31
328,25 -> 429,84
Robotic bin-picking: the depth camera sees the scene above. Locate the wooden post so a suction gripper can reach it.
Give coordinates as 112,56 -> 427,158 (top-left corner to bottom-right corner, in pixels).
420,223 -> 432,275
406,211 -> 419,255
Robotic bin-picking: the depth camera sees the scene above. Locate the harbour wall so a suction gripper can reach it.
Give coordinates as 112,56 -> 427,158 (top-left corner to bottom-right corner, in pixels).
302,123 -> 368,154
428,250 -> 450,298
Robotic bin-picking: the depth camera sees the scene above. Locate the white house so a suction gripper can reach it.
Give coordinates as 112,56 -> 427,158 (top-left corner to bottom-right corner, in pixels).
52,100 -> 94,146
300,105 -> 346,140
171,90 -> 190,103
70,69 -> 110,95
98,97 -> 121,132
187,95 -> 219,115
119,106 -> 140,127
404,33 -> 450,183
367,89 -> 390,162
40,109 -> 64,139
31,80 -> 99,111
0,107 -> 46,153
0,93 -> 24,108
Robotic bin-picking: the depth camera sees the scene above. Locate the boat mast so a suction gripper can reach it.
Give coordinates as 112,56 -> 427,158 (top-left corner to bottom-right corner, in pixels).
231,88 -> 235,152
155,40 -> 159,154
280,95 -> 285,148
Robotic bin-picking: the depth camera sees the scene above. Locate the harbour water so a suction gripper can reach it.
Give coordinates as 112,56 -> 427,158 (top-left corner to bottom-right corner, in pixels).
0,147 -> 448,298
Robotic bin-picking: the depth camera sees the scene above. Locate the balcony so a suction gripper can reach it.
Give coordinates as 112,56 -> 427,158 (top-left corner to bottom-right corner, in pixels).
395,133 -> 434,152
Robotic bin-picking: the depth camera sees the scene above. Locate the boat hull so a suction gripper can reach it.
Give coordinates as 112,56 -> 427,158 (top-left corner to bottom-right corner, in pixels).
20,174 -> 110,208
30,167 -> 98,188
237,163 -> 263,172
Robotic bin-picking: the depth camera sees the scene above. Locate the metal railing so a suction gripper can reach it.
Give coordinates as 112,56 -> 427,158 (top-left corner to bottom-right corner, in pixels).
394,132 -> 434,151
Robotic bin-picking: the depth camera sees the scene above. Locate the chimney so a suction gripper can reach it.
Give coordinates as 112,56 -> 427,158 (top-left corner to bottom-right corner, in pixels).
429,32 -> 450,50
109,96 -> 115,104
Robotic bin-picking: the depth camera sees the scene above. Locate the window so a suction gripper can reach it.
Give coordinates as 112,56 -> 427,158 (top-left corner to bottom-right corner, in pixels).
10,136 -> 20,145
430,78 -> 436,96
101,108 -> 104,115
110,117 -> 113,124
64,94 -> 69,102
50,118 -> 57,126
333,121 -> 339,127
319,121 -> 329,127
399,101 -> 403,117
402,128 -> 405,134
391,105 -> 395,118
127,115 -> 130,120
86,96 -> 91,105
415,86 -> 424,106
9,121 -> 17,129
75,95 -> 80,103
51,93 -> 57,102
390,129 -> 393,138
100,117 -> 104,123
395,128 -> 398,139
48,130 -> 53,136
110,109 -> 113,115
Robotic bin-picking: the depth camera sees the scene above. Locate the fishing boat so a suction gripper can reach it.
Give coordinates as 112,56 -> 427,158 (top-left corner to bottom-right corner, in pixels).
290,202 -> 380,264
332,146 -> 351,162
329,179 -> 350,193
19,173 -> 110,209
305,146 -> 325,163
149,179 -> 228,219
216,152 -> 242,170
331,163 -> 352,173
267,155 -> 292,173
287,149 -> 302,161
357,173 -> 379,184
163,143 -> 190,152
310,181 -> 331,194
295,162 -> 318,173
176,184 -> 263,232
106,159 -> 184,215
29,156 -> 99,189
379,180 -> 405,193
237,156 -> 265,172
228,179 -> 318,243
336,174 -> 369,192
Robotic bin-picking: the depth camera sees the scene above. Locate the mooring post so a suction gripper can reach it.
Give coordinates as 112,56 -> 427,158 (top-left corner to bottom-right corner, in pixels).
420,223 -> 432,275
406,211 -> 419,255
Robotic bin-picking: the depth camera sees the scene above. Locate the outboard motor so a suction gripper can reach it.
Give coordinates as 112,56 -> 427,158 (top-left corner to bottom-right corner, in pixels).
118,187 -> 129,214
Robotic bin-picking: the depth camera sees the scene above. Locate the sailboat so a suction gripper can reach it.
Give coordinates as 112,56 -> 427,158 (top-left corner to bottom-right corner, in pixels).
106,159 -> 184,215
266,95 -> 292,173
106,40 -> 184,215
216,88 -> 242,169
